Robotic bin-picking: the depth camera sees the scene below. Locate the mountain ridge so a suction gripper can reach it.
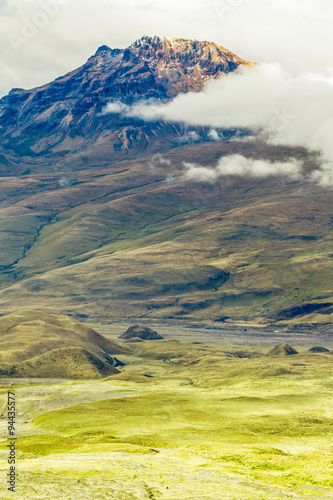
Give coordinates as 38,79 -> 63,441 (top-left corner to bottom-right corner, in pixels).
0,36 -> 252,164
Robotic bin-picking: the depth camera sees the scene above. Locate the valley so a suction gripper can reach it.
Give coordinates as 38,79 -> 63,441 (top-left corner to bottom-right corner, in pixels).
0,32 -> 332,500
1,323 -> 333,499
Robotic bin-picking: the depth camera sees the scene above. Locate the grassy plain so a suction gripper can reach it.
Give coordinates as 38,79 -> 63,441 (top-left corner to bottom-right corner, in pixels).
1,335 -> 333,499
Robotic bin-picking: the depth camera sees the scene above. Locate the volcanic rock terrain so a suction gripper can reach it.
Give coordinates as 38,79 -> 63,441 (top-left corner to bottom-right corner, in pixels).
0,36 -> 252,165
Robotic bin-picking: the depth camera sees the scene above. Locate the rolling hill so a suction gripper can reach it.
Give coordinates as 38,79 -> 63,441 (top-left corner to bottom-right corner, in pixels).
0,310 -> 130,378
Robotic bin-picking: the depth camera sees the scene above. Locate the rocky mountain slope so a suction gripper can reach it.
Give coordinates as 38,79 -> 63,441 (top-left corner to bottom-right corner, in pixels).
0,36 -> 252,165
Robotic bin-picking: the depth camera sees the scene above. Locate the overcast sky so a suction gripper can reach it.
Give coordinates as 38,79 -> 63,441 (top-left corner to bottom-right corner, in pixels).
0,0 -> 333,97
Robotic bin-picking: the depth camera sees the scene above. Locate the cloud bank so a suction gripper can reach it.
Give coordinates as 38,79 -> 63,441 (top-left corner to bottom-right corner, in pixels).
184,155 -> 302,182
0,0 -> 16,16
126,63 -> 333,186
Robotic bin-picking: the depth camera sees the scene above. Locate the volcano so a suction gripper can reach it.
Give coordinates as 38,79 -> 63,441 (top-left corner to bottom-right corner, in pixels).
0,37 -> 331,327
0,36 -> 253,166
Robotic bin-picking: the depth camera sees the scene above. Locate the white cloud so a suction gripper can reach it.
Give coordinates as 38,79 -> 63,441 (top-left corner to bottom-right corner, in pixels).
149,153 -> 172,171
207,129 -> 220,141
187,131 -> 200,141
102,101 -> 128,114
129,63 -> 333,186
184,155 -> 302,182
0,0 -> 16,16
310,163 -> 333,188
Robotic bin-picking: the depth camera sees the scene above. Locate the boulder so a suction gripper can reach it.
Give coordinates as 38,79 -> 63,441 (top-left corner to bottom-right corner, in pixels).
119,325 -> 163,341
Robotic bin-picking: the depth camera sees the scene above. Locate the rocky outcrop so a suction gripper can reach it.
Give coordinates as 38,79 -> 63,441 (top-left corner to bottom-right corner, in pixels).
308,346 -> 330,353
119,325 -> 164,341
128,36 -> 253,97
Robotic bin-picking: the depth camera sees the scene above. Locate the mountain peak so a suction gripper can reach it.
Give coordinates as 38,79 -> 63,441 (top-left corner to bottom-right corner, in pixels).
0,36 -> 254,158
131,35 -> 166,48
128,35 -> 252,60
95,44 -> 112,55
124,35 -> 253,96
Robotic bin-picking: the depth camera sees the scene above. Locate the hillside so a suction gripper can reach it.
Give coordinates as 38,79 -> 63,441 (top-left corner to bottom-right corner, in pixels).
0,311 -> 130,378
0,37 -> 331,326
0,140 -> 331,326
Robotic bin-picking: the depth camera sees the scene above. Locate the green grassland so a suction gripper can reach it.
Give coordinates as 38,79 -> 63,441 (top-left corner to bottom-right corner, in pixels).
1,338 -> 333,498
0,141 -> 331,326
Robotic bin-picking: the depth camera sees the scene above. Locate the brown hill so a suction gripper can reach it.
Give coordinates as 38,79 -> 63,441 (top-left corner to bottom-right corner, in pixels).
129,36 -> 254,96
10,347 -> 119,379
119,325 -> 163,341
308,346 -> 330,353
267,344 -> 299,357
0,311 -> 131,378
